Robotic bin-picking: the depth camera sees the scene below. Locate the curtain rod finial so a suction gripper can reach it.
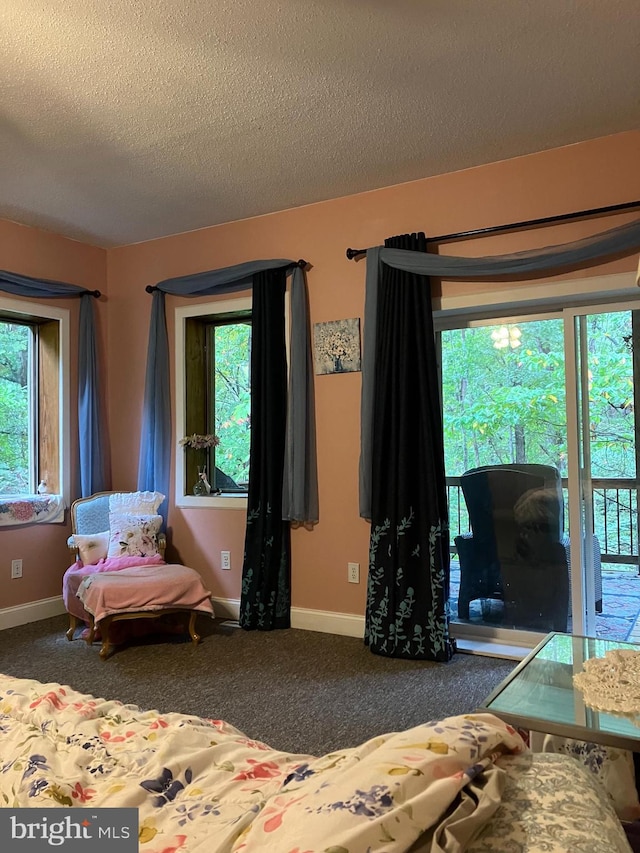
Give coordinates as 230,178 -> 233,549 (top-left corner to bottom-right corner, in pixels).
297,259 -> 308,270
145,285 -> 156,294
346,247 -> 365,260
91,289 -> 101,298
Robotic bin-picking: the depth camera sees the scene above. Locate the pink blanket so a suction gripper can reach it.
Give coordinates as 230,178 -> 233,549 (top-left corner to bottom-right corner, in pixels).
65,559 -> 214,624
63,555 -> 169,621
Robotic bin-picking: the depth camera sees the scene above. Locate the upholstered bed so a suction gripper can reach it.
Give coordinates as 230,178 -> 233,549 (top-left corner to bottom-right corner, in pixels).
0,673 -> 632,852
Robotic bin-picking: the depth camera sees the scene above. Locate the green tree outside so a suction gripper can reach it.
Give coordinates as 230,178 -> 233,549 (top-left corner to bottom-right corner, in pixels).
441,312 -> 635,478
0,321 -> 30,493
213,321 -> 251,487
441,311 -> 637,554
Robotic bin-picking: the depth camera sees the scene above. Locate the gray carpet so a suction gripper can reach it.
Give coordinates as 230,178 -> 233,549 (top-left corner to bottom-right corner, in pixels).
0,615 -> 516,756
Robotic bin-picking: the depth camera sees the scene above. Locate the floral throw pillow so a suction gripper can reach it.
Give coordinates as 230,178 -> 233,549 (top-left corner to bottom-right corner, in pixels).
107,513 -> 163,558
536,733 -> 640,821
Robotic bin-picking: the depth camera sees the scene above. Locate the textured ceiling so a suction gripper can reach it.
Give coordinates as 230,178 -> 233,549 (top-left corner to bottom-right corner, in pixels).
2,0 -> 639,248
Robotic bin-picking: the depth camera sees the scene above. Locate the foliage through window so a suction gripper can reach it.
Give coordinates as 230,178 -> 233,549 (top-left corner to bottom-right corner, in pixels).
209,318 -> 251,491
0,320 -> 32,493
440,313 -> 636,480
440,309 -> 638,564
184,308 -> 251,494
0,307 -> 63,497
441,318 -> 568,476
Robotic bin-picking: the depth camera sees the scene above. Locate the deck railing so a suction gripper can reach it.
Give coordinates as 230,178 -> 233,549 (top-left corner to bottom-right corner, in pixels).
446,476 -> 639,567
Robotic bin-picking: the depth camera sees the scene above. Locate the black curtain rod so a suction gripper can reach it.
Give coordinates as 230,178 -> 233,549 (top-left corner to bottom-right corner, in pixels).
345,200 -> 640,260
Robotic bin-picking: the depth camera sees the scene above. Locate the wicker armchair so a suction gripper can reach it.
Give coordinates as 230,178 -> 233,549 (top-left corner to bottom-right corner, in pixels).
455,464 -> 602,631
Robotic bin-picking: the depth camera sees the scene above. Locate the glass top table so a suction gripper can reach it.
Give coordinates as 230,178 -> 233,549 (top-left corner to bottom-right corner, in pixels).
480,632 -> 640,751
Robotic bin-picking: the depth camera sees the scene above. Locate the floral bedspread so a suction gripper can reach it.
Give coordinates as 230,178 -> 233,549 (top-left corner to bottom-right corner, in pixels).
0,674 -> 528,852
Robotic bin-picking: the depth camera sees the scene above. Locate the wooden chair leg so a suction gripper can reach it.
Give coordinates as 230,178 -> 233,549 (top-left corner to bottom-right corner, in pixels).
85,617 -> 96,645
98,616 -> 113,660
66,614 -> 78,641
188,612 -> 201,645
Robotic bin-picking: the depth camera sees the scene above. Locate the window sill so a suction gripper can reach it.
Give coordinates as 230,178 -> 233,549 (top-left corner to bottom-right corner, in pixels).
176,493 -> 248,510
0,494 -> 65,526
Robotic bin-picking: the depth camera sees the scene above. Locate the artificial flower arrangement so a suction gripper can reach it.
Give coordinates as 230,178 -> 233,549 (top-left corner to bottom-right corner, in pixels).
178,433 -> 220,450
179,434 -> 220,494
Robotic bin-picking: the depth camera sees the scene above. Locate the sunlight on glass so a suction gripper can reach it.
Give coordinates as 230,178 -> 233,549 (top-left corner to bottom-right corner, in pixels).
491,325 -> 521,349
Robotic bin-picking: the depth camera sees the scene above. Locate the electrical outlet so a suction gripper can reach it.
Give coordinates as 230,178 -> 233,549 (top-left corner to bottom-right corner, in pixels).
348,561 -> 360,583
221,550 -> 231,570
11,559 -> 22,579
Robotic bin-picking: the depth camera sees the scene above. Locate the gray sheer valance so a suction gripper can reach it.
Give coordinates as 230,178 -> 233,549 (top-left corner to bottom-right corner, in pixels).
139,259 -> 318,524
0,269 -> 101,300
372,218 -> 640,279
0,269 -> 106,497
359,218 -> 640,518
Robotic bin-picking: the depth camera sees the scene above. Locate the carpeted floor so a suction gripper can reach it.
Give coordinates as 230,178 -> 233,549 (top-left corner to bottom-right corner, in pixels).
0,614 -> 516,756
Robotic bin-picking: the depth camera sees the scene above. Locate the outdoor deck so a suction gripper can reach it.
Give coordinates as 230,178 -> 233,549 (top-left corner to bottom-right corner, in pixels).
449,562 -> 640,642
447,475 -> 640,641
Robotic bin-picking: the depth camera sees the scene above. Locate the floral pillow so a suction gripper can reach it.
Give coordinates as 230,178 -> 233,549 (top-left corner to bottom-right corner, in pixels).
109,490 -> 165,516
70,531 -> 109,565
107,513 -> 163,558
536,733 -> 640,821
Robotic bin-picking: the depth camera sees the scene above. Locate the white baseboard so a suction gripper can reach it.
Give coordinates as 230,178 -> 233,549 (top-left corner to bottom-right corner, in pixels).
210,597 -> 240,621
0,596 -> 66,631
291,606 -> 365,638
211,597 -> 365,638
0,598 -> 525,658
0,595 -> 365,641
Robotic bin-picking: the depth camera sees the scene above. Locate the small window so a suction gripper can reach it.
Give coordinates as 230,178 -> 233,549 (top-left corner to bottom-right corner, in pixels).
0,297 -> 68,500
176,296 -> 253,507
0,320 -> 33,493
208,316 -> 251,492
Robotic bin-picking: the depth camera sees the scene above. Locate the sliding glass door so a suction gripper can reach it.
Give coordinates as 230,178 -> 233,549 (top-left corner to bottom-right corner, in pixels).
439,302 -> 639,646
565,304 -> 639,641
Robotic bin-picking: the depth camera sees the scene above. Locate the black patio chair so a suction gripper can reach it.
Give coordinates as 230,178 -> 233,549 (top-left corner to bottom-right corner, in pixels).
455,464 -> 569,631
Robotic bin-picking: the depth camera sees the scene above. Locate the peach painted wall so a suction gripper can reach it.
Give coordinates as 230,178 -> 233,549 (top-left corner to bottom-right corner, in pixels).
0,220 -> 106,609
2,130 -> 639,618
106,130 -> 640,618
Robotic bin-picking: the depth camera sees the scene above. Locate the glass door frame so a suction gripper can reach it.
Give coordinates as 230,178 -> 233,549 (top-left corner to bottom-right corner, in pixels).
438,308 -> 564,650
563,310 -> 595,636
437,294 -> 640,651
563,299 -> 640,638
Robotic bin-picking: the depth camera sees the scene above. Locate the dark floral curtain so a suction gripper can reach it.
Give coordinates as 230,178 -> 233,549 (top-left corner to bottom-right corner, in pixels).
364,233 -> 455,661
240,267 -> 291,629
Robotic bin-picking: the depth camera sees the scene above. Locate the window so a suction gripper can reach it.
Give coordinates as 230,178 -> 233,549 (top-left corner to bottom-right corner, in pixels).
0,296 -> 69,501
434,270 -> 640,647
0,319 -> 32,493
175,296 -> 252,508
440,316 -> 567,479
184,310 -> 252,494
207,316 -> 251,491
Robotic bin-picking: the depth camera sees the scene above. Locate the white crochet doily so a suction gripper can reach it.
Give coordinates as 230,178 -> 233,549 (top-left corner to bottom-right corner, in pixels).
573,648 -> 640,719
